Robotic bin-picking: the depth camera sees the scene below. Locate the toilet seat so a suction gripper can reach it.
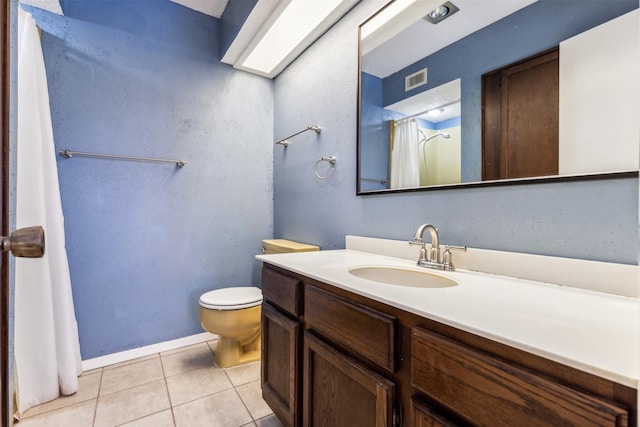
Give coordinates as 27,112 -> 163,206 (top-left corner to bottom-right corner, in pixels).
199,287 -> 263,310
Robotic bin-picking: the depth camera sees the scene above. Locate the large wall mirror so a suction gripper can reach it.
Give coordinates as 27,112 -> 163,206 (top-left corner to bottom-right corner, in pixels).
357,0 -> 639,194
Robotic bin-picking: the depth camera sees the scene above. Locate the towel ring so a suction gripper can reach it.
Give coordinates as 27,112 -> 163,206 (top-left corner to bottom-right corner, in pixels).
314,156 -> 336,180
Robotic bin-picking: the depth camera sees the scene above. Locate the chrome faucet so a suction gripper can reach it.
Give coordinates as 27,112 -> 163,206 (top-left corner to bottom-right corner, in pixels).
409,224 -> 466,271
411,224 -> 441,264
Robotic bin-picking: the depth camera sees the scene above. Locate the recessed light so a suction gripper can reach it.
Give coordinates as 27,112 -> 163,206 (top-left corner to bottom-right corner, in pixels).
424,1 -> 459,24
427,108 -> 444,117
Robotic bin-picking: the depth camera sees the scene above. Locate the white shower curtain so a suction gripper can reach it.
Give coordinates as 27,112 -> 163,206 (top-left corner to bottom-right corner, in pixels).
14,8 -> 82,419
390,119 -> 420,188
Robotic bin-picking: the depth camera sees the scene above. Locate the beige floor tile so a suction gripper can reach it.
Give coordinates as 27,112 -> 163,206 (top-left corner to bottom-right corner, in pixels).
94,379 -> 170,427
166,365 -> 233,406
240,423 -> 257,427
173,389 -> 252,427
224,361 -> 261,387
103,353 -> 159,371
160,342 -> 208,357
236,380 -> 273,420
119,409 -> 175,427
21,372 -> 102,418
100,358 -> 164,396
255,414 -> 284,427
161,345 -> 214,377
15,399 -> 96,427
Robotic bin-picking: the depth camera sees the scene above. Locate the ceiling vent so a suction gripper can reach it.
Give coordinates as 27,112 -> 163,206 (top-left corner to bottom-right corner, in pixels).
405,68 -> 427,91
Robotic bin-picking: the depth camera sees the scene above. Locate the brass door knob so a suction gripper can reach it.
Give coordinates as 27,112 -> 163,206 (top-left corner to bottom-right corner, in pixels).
1,226 -> 45,258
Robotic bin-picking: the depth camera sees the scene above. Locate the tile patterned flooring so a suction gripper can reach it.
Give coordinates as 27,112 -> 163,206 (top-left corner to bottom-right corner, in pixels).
16,341 -> 283,427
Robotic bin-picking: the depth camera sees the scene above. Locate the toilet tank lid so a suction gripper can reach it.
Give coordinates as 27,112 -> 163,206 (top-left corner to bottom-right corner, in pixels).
262,239 -> 319,254
199,287 -> 262,309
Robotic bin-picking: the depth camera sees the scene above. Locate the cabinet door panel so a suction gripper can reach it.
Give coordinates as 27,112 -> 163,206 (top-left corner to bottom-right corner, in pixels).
412,328 -> 628,427
411,398 -> 459,427
303,332 -> 394,427
262,303 -> 300,427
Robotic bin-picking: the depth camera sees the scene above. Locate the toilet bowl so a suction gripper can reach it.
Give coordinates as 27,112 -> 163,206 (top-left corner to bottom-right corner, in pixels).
199,287 -> 263,368
199,239 -> 319,368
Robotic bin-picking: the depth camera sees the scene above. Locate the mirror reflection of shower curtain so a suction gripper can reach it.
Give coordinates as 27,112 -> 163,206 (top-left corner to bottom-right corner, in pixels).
390,119 -> 420,188
15,8 -> 82,419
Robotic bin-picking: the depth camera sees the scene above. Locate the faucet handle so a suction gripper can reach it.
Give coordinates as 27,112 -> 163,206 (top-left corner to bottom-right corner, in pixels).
408,239 -> 423,246
442,245 -> 467,271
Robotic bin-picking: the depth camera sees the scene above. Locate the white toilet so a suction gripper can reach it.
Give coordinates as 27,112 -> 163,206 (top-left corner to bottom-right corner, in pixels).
199,239 -> 319,368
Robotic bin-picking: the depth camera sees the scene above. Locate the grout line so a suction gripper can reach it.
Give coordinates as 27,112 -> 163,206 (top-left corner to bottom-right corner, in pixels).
92,369 -> 103,427
233,386 -> 256,424
158,351 -> 178,426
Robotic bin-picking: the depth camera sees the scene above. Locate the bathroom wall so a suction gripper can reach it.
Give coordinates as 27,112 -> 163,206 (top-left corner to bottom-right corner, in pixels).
28,1 -> 274,359
273,0 -> 638,265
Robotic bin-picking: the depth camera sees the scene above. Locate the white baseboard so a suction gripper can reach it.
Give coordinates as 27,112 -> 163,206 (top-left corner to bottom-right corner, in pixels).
82,332 -> 218,372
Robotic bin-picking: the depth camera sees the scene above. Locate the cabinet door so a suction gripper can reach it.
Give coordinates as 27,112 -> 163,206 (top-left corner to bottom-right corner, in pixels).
303,331 -> 395,427
262,303 -> 300,427
482,48 -> 559,180
411,398 -> 458,427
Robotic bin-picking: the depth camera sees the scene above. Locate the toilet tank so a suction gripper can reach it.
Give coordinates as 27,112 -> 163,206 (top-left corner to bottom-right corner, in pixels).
262,239 -> 319,254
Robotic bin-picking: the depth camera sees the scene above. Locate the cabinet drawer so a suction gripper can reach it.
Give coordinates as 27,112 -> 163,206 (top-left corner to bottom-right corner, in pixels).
305,284 -> 397,372
262,267 -> 302,316
411,328 -> 629,427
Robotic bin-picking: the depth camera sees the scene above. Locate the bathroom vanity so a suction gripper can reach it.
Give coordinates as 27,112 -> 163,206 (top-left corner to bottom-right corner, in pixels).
257,237 -> 637,427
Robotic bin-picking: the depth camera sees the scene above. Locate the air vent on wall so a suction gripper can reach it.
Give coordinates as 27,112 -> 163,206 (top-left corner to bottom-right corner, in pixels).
405,68 -> 427,91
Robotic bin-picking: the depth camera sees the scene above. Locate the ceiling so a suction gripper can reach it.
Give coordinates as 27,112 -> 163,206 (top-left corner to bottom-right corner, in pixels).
362,0 -> 537,78
169,0 -> 228,18
385,78 -> 461,122
19,0 -> 229,17
19,0 -> 63,15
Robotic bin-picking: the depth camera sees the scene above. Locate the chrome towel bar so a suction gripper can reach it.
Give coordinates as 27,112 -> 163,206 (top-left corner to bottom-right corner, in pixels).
275,125 -> 321,146
59,150 -> 187,167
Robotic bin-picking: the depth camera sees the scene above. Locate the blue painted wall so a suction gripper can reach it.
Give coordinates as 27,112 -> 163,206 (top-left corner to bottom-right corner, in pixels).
29,0 -> 274,359
273,0 -> 638,266
359,72 -> 395,191
380,0 -> 638,182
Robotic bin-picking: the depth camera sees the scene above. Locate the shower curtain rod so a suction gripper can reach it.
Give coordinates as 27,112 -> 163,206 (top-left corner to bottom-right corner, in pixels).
59,149 -> 187,167
275,125 -> 321,146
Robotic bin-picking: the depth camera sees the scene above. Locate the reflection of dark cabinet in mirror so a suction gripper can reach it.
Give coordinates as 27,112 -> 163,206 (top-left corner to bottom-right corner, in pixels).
482,48 -> 559,181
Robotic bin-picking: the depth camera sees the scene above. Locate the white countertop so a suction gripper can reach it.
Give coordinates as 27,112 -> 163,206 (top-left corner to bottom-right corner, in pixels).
256,248 -> 638,388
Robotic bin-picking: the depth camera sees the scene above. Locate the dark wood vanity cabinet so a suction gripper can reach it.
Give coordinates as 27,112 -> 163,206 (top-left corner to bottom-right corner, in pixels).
261,268 -> 303,426
261,264 -> 637,427
261,266 -> 399,427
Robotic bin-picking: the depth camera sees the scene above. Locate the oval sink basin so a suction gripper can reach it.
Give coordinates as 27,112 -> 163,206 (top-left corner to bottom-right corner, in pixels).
348,266 -> 458,288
